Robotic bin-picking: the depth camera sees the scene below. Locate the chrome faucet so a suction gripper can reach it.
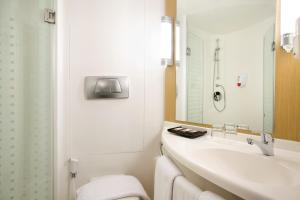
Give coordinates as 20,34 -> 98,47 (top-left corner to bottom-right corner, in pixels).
247,133 -> 274,156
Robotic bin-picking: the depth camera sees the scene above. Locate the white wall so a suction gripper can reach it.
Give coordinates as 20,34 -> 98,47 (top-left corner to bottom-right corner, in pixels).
56,0 -> 164,199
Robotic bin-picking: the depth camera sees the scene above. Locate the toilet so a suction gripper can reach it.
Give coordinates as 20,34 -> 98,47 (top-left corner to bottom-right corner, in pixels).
76,175 -> 149,200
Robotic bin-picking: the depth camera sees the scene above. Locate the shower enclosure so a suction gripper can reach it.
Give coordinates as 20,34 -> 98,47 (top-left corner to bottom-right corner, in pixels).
186,32 -> 204,123
0,0 -> 54,199
212,39 -> 226,113
263,25 -> 275,134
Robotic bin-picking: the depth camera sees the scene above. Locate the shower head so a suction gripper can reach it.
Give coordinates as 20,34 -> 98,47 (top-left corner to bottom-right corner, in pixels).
214,49 -> 220,62
215,39 -> 220,50
214,39 -> 221,62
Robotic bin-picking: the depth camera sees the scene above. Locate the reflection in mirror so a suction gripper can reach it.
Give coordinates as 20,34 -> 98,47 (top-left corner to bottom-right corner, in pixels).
176,0 -> 276,134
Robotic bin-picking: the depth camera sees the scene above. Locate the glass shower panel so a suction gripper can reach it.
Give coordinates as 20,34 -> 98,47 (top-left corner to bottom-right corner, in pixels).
0,0 -> 53,200
263,25 -> 275,134
186,32 -> 204,123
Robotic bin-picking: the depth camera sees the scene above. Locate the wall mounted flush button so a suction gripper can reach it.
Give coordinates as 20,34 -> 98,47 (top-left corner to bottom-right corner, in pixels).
85,76 -> 129,99
94,79 -> 122,94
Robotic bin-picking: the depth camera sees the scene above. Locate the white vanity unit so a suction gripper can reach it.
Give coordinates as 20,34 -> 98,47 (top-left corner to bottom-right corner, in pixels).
161,122 -> 300,200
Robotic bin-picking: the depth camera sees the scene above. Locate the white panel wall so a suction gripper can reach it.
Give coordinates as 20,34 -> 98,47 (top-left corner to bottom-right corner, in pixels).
56,0 -> 164,199
70,0 -> 146,155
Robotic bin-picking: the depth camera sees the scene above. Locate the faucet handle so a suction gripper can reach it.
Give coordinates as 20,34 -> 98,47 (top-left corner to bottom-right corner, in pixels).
246,138 -> 253,145
247,133 -> 274,156
261,133 -> 274,144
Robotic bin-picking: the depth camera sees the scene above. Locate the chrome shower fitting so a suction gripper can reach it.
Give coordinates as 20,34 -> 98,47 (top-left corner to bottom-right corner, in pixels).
212,39 -> 226,112
247,133 -> 274,156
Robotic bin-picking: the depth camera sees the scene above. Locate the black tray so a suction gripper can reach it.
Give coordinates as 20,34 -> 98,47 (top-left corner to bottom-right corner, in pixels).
167,126 -> 207,139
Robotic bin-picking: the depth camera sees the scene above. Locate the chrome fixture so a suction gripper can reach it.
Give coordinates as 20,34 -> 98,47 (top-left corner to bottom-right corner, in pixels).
212,39 -> 226,112
247,133 -> 274,156
69,158 -> 79,178
214,39 -> 221,79
44,8 -> 56,24
85,76 -> 129,99
281,33 -> 294,53
186,47 -> 191,56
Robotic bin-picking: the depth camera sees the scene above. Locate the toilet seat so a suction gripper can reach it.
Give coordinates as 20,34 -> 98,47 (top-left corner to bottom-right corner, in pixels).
76,175 -> 149,200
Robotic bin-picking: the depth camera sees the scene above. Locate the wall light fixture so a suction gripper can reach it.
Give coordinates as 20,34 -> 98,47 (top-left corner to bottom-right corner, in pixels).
161,16 -> 173,66
280,0 -> 300,55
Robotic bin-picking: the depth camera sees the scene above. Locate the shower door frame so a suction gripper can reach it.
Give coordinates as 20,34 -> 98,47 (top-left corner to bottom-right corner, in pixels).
52,0 -> 72,199
50,0 -> 57,199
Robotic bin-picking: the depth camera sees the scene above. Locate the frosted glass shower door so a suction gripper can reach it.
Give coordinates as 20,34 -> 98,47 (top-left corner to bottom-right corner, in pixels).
0,0 -> 54,200
186,32 -> 204,123
263,25 -> 275,134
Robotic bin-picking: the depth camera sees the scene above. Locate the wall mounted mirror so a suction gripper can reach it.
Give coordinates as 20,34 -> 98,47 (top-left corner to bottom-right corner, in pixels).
175,0 -> 276,134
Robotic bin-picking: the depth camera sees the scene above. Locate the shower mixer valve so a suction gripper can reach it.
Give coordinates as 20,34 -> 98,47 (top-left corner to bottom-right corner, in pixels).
213,91 -> 222,101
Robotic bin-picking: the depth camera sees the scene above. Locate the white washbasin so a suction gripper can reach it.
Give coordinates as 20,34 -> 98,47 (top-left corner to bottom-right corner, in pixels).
190,148 -> 297,186
162,122 -> 300,200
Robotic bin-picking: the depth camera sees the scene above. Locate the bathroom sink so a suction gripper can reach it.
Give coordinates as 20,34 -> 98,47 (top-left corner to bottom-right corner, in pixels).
161,123 -> 300,200
190,148 -> 298,186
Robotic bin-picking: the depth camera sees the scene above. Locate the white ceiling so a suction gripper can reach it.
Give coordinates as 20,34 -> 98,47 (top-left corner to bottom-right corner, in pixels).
177,0 -> 276,34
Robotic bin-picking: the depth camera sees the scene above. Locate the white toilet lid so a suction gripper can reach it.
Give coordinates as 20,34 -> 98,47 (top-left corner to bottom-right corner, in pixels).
76,175 -> 149,200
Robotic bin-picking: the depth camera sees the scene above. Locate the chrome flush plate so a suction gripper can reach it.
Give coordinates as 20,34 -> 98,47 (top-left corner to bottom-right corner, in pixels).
85,76 -> 129,99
